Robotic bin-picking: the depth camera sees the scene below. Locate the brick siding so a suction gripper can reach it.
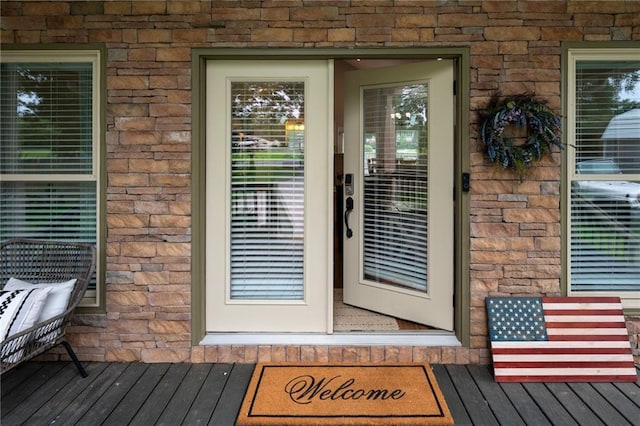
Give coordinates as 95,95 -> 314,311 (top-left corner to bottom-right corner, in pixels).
1,1 -> 638,364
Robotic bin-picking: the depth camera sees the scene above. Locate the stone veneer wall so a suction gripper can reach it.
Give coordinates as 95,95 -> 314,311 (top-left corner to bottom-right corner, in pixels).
1,1 -> 638,364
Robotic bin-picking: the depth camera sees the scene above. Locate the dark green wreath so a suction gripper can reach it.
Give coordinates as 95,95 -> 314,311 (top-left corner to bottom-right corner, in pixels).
479,94 -> 563,179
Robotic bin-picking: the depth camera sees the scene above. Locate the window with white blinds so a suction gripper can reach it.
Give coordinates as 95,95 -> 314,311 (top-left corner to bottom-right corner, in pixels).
568,49 -> 640,298
0,182 -> 97,241
0,51 -> 99,299
229,81 -> 305,300
362,83 -> 429,292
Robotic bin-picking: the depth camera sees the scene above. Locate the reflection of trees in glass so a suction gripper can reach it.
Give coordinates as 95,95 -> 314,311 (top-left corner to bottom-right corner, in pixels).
1,63 -> 93,173
15,67 -> 48,116
396,130 -> 417,148
232,82 -> 304,144
392,84 -> 428,158
392,84 -> 428,127
576,63 -> 640,161
16,68 -> 60,156
233,85 -> 303,122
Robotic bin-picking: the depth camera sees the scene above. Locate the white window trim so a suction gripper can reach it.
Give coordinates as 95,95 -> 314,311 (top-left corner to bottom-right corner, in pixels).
1,50 -> 102,307
566,47 -> 640,310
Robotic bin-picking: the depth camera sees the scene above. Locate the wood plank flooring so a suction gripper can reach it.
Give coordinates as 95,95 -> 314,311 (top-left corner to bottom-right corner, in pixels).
1,362 -> 638,425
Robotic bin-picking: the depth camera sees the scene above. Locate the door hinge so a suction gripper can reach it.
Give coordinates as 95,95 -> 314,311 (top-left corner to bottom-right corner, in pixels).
453,80 -> 457,96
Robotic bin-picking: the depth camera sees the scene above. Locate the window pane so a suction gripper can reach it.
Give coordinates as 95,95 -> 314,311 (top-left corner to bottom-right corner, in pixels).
571,182 -> 640,291
0,62 -> 93,174
229,81 -> 305,300
575,61 -> 640,174
362,84 -> 428,292
571,55 -> 640,294
0,181 -> 96,241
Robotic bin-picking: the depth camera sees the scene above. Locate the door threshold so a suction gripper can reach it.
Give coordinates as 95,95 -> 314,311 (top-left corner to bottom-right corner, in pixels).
200,332 -> 461,346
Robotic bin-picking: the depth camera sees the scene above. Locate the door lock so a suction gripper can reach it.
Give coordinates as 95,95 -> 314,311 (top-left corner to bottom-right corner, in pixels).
345,173 -> 354,196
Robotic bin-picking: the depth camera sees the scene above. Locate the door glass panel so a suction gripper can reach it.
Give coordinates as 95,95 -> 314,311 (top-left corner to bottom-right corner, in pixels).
230,81 -> 305,300
362,83 -> 428,292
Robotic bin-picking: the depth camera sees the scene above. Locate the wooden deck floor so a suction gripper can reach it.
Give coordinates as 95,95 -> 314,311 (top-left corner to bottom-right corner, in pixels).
1,362 -> 639,425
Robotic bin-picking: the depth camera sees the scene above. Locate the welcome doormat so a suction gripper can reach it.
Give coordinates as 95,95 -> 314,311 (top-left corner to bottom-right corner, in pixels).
236,363 -> 453,425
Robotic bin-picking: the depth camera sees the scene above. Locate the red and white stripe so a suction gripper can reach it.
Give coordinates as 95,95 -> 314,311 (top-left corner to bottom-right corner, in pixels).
491,297 -> 638,382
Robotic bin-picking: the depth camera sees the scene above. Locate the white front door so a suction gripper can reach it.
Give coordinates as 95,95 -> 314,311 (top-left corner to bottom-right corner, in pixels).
205,60 -> 333,332
343,60 -> 454,331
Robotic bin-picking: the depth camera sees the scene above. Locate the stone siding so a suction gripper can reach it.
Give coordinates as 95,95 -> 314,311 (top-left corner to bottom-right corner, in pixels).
1,0 -> 639,364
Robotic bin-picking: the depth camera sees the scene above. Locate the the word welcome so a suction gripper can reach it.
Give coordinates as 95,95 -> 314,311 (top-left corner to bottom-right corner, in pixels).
284,374 -> 406,405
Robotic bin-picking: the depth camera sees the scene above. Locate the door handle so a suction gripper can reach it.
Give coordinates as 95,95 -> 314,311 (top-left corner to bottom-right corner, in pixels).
344,196 -> 354,238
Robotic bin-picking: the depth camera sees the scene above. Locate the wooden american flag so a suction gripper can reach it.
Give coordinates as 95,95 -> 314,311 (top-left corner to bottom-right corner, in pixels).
486,296 -> 637,382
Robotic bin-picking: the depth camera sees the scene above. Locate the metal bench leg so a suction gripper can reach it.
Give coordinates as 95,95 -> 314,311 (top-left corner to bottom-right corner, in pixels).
61,341 -> 88,378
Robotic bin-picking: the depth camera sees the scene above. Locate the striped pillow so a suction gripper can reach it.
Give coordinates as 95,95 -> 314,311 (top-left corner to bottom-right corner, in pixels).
0,288 -> 52,344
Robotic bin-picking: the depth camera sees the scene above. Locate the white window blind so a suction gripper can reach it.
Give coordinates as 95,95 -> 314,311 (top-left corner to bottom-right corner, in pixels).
569,52 -> 640,294
1,62 -> 93,174
362,84 -> 429,292
0,53 -> 99,297
229,81 -> 305,300
0,182 -> 96,241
